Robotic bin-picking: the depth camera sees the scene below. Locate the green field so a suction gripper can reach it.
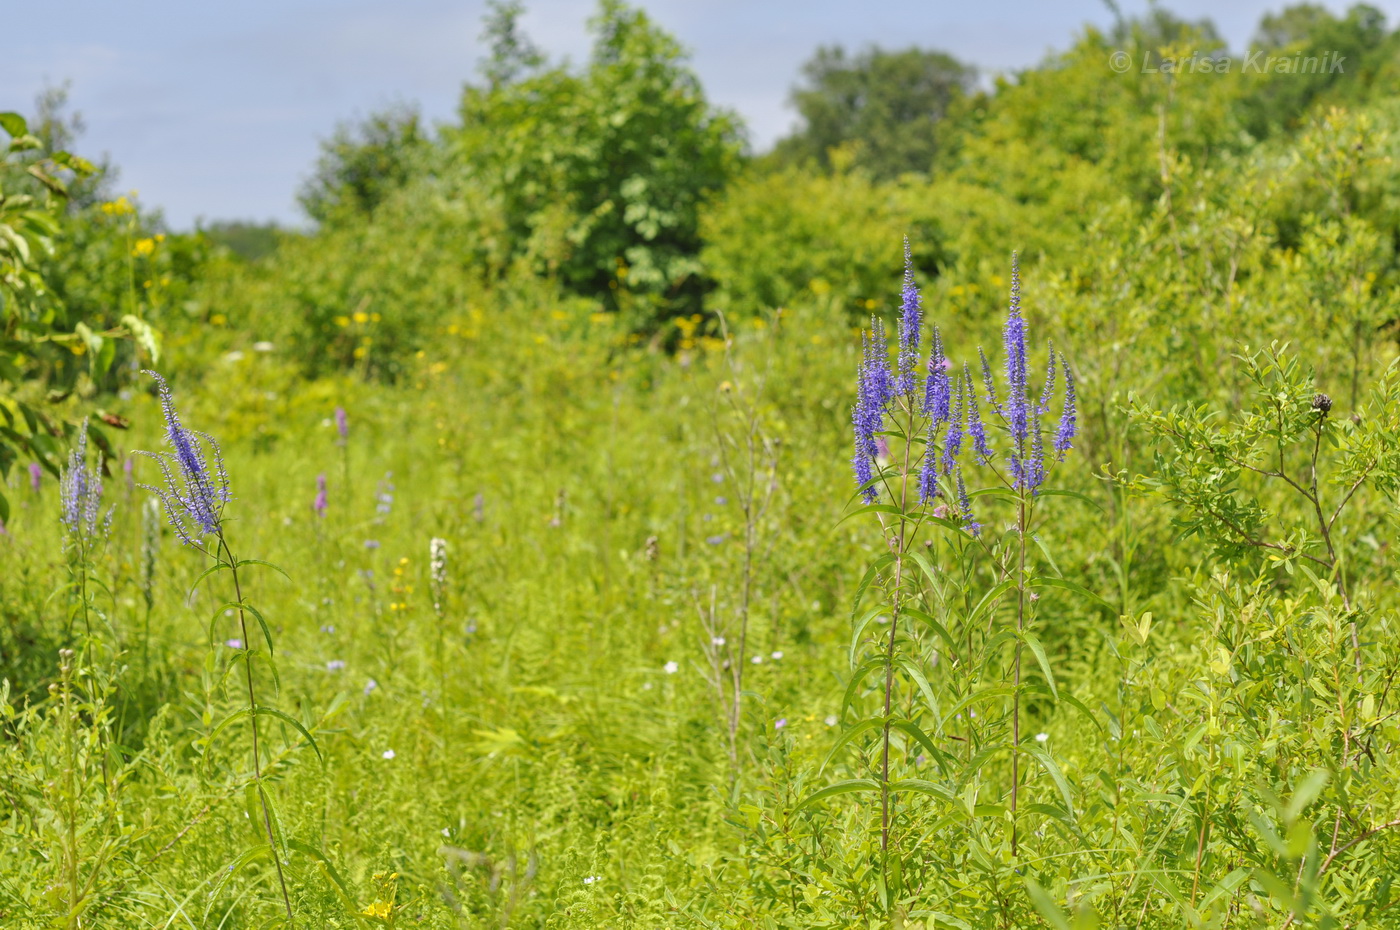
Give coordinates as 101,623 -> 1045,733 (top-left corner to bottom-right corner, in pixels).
6,2 -> 1400,927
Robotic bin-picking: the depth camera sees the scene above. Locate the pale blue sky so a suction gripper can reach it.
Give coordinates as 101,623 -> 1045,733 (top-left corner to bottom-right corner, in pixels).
5,0 -> 1392,228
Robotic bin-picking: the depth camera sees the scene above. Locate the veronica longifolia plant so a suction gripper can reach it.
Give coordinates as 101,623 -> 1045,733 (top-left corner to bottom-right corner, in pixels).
59,420 -> 113,642
136,371 -> 320,924
815,246 -> 1092,890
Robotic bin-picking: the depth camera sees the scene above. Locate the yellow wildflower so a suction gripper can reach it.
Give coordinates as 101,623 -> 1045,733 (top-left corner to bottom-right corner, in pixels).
132,237 -> 156,257
353,311 -> 370,324
100,196 -> 135,217
361,900 -> 392,918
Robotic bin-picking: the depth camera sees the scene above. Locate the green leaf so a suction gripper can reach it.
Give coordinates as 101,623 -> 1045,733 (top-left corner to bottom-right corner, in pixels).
1024,878 -> 1071,930
1031,575 -> 1114,612
967,577 -> 1018,630
255,707 -> 323,766
1022,744 -> 1075,816
851,552 -> 895,615
0,112 -> 27,138
838,656 -> 887,717
903,605 -> 957,655
836,502 -> 905,528
819,715 -> 887,774
285,839 -> 357,910
892,654 -> 940,719
1037,487 -> 1105,513
888,719 -> 948,772
207,843 -> 272,911
936,686 -> 1014,734
1020,629 -> 1058,699
121,314 -> 161,363
191,561 -> 233,594
796,778 -> 881,809
236,558 -> 291,581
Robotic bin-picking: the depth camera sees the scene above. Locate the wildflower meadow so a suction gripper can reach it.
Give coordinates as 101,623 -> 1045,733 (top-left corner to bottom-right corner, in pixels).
8,1 -> 1400,927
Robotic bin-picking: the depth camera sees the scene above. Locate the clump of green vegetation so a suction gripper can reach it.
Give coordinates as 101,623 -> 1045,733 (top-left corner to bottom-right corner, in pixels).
7,1 -> 1400,926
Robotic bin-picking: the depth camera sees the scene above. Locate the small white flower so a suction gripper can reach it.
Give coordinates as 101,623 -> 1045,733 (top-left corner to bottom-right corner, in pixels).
824,714 -> 838,727
711,636 -> 725,646
770,650 -> 784,660
326,660 -> 346,671
1035,732 -> 1049,743
663,661 -> 679,674
642,681 -> 653,690
382,749 -> 395,760
442,827 -> 451,837
751,655 -> 763,665
223,350 -> 245,363
583,875 -> 601,885
225,638 -> 243,649
364,678 -> 378,695
253,340 -> 275,352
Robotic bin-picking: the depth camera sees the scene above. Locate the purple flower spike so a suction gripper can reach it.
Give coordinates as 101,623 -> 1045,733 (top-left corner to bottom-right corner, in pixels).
852,317 -> 893,502
923,326 -> 950,421
59,420 -> 106,546
335,406 -> 349,442
314,473 -> 328,516
965,363 -> 992,463
29,462 -> 42,493
1004,253 -> 1029,449
1055,356 -> 1077,460
135,371 -> 231,548
956,466 -> 981,536
941,376 -> 964,477
1039,340 -> 1057,415
979,346 -> 999,414
896,237 -> 922,397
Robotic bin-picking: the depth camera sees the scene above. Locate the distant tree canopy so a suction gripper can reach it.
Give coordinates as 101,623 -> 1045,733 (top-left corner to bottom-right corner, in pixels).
771,45 -> 976,179
450,0 -> 742,322
1240,3 -> 1394,138
297,104 -> 428,225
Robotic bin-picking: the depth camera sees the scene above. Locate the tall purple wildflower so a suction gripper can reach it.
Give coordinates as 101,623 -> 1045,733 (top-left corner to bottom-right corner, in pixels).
852,319 -> 893,502
335,406 -> 349,443
29,462 -> 42,493
1026,411 -> 1047,492
1038,341 -> 1057,414
896,238 -> 922,397
59,420 -> 106,546
941,376 -> 964,476
923,327 -> 951,420
136,371 -> 231,548
918,421 -> 940,504
314,473 -> 328,516
979,347 -> 1000,414
1055,357 -> 1077,460
965,363 -> 992,462
956,466 -> 981,536
1004,254 -> 1029,449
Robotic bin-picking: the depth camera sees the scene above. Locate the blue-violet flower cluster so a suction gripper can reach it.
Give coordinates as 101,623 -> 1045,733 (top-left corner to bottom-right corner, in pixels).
851,248 -> 1078,534
135,371 -> 232,548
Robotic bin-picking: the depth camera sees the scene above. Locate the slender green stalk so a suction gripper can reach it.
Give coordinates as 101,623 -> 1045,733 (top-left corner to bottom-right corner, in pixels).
880,398 -> 914,858
217,533 -> 294,924
1010,490 -> 1027,855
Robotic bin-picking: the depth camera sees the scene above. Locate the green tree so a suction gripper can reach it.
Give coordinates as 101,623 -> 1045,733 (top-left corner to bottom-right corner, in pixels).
771,45 -> 975,179
453,0 -> 742,325
298,104 -> 428,225
1238,3 -> 1391,139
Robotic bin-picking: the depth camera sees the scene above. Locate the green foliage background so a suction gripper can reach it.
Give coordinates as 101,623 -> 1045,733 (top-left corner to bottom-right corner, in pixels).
7,1 -> 1400,927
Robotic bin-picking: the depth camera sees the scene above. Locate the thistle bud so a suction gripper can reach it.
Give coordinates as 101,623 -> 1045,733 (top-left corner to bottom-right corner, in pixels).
1312,393 -> 1332,416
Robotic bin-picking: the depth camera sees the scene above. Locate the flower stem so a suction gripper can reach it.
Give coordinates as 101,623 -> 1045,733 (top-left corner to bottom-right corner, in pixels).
218,533 -> 294,924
